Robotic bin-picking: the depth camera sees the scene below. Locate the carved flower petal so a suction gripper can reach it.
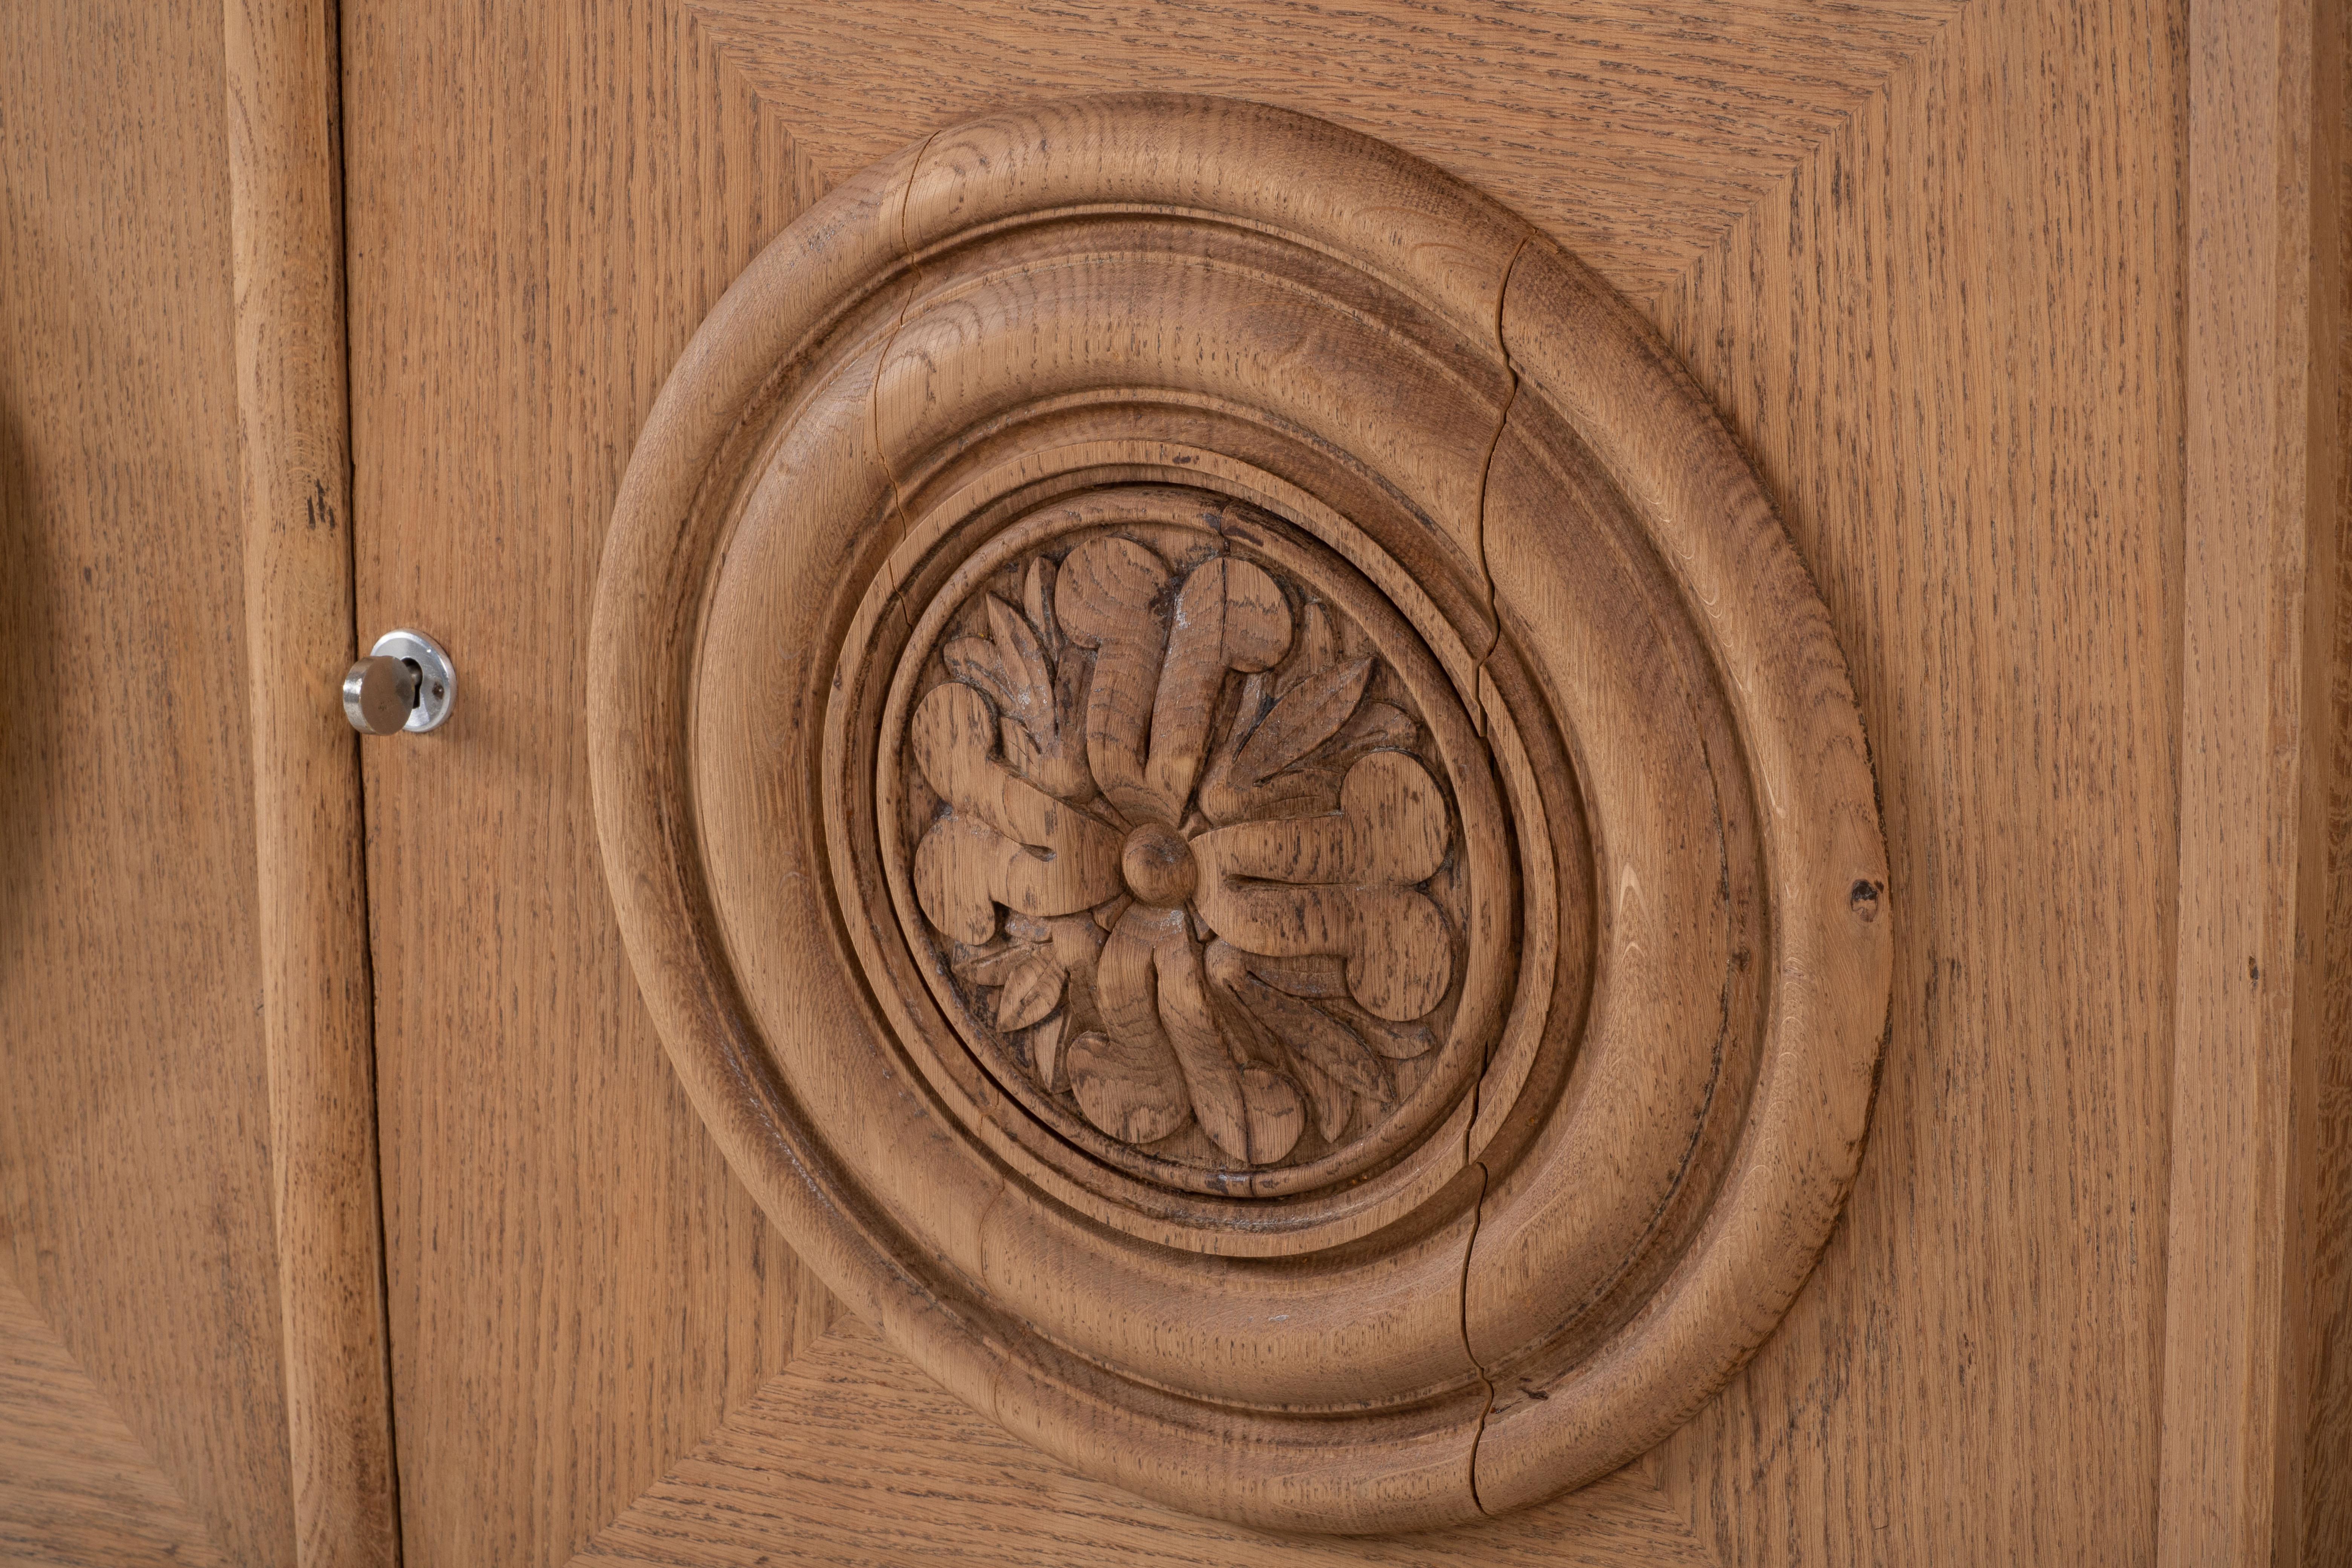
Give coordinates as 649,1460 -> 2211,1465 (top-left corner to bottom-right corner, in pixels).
1144,557 -> 1291,818
1339,891 -> 1450,1022
1139,911 -> 1256,1163
1054,536 -> 1172,821
1023,556 -> 1062,659
1274,599 -> 1344,697
940,635 -> 1012,711
984,594 -> 1055,731
952,942 -> 1043,986
1289,1051 -> 1351,1143
1195,877 -> 1450,1024
1044,915 -> 1107,994
1191,752 -> 1453,1020
1335,751 -> 1450,884
913,818 -> 1013,945
1074,914 -> 1191,1144
1323,995 -> 1438,1061
1237,1067 -> 1304,1167
1029,1015 -> 1067,1093
1192,752 -> 1449,891
909,683 -> 1123,911
1239,951 -> 1349,999
1067,1029 -> 1188,1145
1207,941 -> 1391,1104
914,814 -> 1124,946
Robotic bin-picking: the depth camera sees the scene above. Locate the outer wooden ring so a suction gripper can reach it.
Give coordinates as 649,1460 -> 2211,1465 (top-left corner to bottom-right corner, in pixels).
590,94 -> 1891,1531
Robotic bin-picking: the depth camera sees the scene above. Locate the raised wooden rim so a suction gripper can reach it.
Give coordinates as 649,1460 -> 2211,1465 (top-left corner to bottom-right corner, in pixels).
590,93 -> 1889,1530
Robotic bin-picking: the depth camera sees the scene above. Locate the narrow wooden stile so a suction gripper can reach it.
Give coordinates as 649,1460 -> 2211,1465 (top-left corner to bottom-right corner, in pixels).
2164,0 -> 2347,1561
224,0 -> 402,1562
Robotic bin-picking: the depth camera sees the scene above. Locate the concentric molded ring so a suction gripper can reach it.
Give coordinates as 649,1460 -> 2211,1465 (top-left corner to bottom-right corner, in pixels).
590,93 -> 1890,1531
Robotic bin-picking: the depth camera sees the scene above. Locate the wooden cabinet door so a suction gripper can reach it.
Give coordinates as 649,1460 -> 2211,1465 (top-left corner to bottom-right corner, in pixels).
341,3 -> 2350,1566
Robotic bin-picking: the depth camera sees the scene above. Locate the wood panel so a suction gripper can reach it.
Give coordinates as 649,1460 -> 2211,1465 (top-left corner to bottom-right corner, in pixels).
568,1317 -> 1719,1568
351,0 -> 2352,1562
2161,0 -> 2347,1560
0,1271 -> 230,1568
652,0 -> 2190,1552
680,0 -> 1969,305
2297,0 -> 2352,1558
1644,0 -> 2184,1560
0,0 -> 299,1562
591,91 -> 1885,1529
224,0 -> 402,1559
340,7 -> 835,1566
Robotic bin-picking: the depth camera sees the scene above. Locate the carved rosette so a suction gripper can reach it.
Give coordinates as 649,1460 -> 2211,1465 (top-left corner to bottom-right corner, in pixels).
883,507 -> 1508,1194
847,482 -> 1519,1229
591,95 -> 1891,1533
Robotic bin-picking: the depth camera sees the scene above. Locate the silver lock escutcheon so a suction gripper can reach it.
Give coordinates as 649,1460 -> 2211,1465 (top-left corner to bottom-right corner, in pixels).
345,628 -> 456,735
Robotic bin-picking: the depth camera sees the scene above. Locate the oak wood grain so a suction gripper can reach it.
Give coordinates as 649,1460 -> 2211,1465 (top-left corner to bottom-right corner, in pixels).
340,5 -> 836,1566
568,1317 -> 1721,1568
0,0 -> 299,1561
1637,0 -> 2258,1561
224,0 -> 401,1560
0,1271 -> 231,1568
348,0 -> 2352,1559
2306,5 -> 2352,1555
597,90 -> 1882,1531
2160,0 -> 2347,1559
1642,0 -> 2191,1561
680,0 -> 1969,305
893,510 -> 1476,1176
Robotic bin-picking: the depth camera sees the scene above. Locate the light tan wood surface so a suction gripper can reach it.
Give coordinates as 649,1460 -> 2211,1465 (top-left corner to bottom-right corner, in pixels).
1638,0 -> 2191,1557
2162,0 -> 2346,1562
593,93 -> 1886,1529
342,0 -> 2350,1562
340,7 -> 835,1567
680,0 -> 1973,307
2,0 -> 2342,1558
0,1271 -> 231,1568
225,0 -> 402,1560
568,1315 -> 1722,1568
892,519 -> 1473,1171
0,0 -> 299,1562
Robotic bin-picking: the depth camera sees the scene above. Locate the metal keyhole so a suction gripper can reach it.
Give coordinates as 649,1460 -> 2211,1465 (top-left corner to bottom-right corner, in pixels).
343,628 -> 456,735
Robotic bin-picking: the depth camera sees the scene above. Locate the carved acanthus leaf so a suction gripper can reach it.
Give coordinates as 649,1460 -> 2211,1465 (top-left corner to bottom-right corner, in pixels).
994,950 -> 1064,1031
1230,655 -> 1373,787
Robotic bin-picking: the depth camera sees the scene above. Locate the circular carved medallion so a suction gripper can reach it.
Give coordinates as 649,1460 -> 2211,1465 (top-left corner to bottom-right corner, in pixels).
853,487 -> 1517,1213
591,94 -> 1891,1532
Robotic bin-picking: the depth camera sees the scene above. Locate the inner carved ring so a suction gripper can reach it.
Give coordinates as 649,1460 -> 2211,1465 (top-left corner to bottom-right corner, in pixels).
869,485 -> 1513,1197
